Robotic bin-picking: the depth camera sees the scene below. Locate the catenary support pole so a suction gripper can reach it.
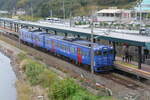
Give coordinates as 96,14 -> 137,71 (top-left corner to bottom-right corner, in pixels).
19,29 -> 21,48
90,17 -> 94,74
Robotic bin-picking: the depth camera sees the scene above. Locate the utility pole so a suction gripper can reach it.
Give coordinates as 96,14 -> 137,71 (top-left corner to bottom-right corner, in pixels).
19,29 -> 21,48
30,2 -> 33,21
50,10 -> 53,18
63,0 -> 65,20
69,12 -> 72,27
139,0 -> 142,30
69,0 -> 73,27
90,13 -> 94,74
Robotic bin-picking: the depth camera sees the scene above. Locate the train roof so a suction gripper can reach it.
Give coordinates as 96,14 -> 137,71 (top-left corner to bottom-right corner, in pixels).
48,36 -> 113,50
32,31 -> 49,36
73,40 -> 113,50
46,35 -> 65,39
63,37 -> 82,42
20,28 -> 113,50
29,28 -> 42,32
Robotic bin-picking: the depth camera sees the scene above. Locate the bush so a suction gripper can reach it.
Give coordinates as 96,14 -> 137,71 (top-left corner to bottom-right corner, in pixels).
49,78 -> 80,100
18,52 -> 28,61
25,60 -> 45,85
49,78 -> 101,100
38,69 -> 58,88
69,89 -> 98,100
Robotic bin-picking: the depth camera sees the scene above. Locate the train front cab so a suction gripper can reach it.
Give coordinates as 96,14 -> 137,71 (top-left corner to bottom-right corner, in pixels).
94,46 -> 114,72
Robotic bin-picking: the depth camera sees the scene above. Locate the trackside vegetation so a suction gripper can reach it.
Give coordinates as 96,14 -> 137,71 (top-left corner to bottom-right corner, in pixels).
17,53 -> 115,100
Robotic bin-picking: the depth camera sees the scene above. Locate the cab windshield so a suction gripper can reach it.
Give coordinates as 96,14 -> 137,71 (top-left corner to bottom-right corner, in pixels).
94,49 -> 113,56
103,51 -> 108,56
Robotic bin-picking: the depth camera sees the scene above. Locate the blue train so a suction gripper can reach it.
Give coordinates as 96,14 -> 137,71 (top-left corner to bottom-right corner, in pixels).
20,28 -> 114,72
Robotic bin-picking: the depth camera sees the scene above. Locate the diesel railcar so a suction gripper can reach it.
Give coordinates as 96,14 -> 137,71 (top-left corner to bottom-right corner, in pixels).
19,28 -> 114,72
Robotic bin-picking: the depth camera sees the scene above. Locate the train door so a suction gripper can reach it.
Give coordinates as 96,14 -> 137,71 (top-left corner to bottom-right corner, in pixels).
102,49 -> 108,65
34,35 -> 38,46
77,48 -> 82,64
51,40 -> 55,52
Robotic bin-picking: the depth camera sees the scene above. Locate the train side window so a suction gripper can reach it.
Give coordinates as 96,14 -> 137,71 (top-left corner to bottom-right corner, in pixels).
70,47 -> 75,54
37,37 -> 41,42
110,50 -> 114,54
60,44 -> 62,49
64,45 -> 66,51
57,42 -> 60,48
85,52 -> 88,56
28,34 -> 30,38
46,40 -> 49,44
66,46 -> 69,52
95,51 -> 102,56
81,50 -> 84,56
81,50 -> 87,56
55,42 -> 58,47
62,44 -> 64,50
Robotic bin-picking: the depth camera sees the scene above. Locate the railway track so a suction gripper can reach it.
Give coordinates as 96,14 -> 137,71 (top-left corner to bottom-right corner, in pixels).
2,32 -> 149,85
0,31 -> 150,99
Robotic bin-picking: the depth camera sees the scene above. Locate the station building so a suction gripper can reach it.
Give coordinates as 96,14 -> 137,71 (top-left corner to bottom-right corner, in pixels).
96,7 -> 150,24
96,7 -> 132,23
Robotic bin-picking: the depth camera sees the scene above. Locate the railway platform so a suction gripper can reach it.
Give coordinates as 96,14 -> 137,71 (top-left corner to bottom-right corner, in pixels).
0,27 -> 18,36
116,57 -> 150,72
115,57 -> 150,80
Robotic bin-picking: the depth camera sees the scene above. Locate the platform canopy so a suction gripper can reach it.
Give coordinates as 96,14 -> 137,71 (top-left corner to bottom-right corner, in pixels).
0,17 -> 150,49
96,8 -> 121,14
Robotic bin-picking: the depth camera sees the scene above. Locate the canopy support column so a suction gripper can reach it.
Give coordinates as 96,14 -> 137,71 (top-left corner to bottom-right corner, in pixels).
113,42 -> 116,61
4,21 -> 5,28
14,24 -> 17,32
93,38 -> 96,43
10,23 -> 12,30
46,29 -> 48,33
77,35 -> 80,38
138,46 -> 142,69
17,24 -> 19,32
54,31 -> 57,35
65,33 -> 67,37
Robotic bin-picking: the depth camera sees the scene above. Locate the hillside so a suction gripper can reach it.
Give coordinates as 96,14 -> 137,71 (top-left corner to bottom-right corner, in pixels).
0,0 -> 139,18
